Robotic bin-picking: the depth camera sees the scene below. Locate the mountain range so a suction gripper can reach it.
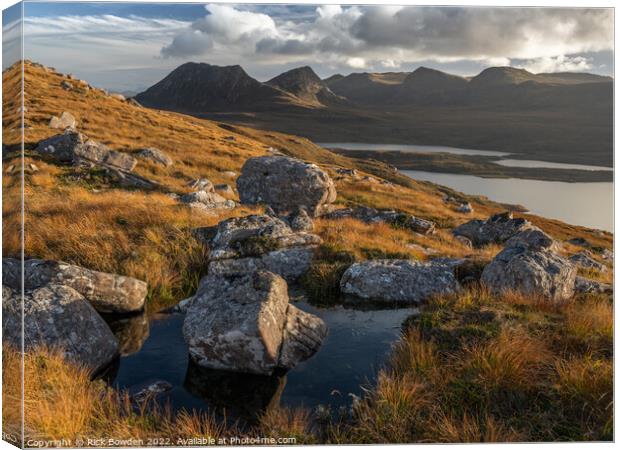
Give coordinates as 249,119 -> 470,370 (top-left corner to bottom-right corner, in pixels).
135,63 -> 613,166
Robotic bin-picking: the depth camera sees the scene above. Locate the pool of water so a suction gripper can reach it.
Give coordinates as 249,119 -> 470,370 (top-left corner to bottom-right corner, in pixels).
495,159 -> 612,171
108,301 -> 415,422
318,142 -> 509,156
402,170 -> 613,232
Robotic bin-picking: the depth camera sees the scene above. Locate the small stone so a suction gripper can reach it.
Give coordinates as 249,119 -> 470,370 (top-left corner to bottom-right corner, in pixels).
49,111 -> 76,129
186,178 -> 214,192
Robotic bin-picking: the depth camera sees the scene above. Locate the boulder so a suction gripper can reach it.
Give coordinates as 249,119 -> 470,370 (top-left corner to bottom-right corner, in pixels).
569,251 -> 607,272
566,237 -> 591,248
2,283 -> 119,372
574,276 -> 612,295
180,190 -> 235,210
182,271 -> 327,375
186,178 -> 214,192
36,130 -> 137,172
49,111 -> 76,129
455,235 -> 473,248
457,202 -> 473,213
206,214 -> 321,281
453,212 -> 533,247
285,207 -> 314,232
2,258 -> 147,314
323,206 -> 435,234
504,228 -> 557,252
340,259 -> 460,304
237,156 -> 336,216
137,147 -> 173,167
481,246 -> 576,301
214,183 -> 235,196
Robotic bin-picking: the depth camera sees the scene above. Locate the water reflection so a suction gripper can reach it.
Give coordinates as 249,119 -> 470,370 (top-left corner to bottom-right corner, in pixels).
106,313 -> 150,356
184,361 -> 287,423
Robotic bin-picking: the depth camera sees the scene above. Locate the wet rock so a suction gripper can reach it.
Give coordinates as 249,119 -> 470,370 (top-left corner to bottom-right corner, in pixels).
3,258 -> 147,314
186,178 -> 214,192
569,251 -> 607,272
2,283 -> 119,372
574,276 -> 612,295
481,246 -> 576,302
340,259 -> 459,304
323,206 -> 435,234
180,190 -> 235,210
106,313 -> 150,356
183,271 -> 327,375
49,111 -> 76,129
237,156 -> 337,216
453,212 -> 533,247
131,380 -> 173,403
205,214 -> 321,281
136,147 -> 173,167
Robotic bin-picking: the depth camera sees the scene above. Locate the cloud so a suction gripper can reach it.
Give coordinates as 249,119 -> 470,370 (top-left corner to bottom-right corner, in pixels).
517,55 -> 593,73
160,4 -> 614,72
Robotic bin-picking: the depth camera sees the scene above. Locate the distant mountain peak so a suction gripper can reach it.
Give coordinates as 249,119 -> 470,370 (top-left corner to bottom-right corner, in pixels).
267,65 -> 341,106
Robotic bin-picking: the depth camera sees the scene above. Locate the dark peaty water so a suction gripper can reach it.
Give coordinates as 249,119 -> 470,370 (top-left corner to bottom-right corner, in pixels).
107,301 -> 415,422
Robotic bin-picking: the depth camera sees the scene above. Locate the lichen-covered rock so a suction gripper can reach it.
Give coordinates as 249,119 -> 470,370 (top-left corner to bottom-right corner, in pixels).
3,258 -> 147,314
504,228 -> 558,252
453,212 -> 533,247
206,215 -> 320,280
137,147 -> 173,167
180,190 -> 236,210
285,207 -> 314,232
569,251 -> 607,272
481,247 -> 576,301
574,276 -> 612,294
237,156 -> 336,216
340,259 -> 460,304
183,271 -> 327,375
2,283 -> 119,372
36,130 -> 137,171
323,206 -> 435,234
187,178 -> 214,192
208,247 -> 315,282
49,111 -> 76,129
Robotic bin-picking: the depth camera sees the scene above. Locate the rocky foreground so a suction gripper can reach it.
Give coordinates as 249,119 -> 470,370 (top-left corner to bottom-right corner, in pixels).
2,127 -> 612,376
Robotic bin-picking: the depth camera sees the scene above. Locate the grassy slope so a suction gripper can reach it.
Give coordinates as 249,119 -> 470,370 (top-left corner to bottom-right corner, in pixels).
2,61 -> 614,443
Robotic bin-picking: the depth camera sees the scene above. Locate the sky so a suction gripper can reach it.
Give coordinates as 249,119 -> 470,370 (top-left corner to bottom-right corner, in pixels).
2,2 -> 615,92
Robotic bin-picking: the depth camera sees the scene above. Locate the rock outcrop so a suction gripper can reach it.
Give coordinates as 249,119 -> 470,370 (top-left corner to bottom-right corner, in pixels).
323,206 -> 436,234
2,284 -> 119,372
3,258 -> 147,314
453,212 -> 533,247
340,259 -> 459,304
36,130 -> 137,172
237,156 -> 336,216
180,190 -> 236,211
569,251 -> 607,272
136,147 -> 173,167
49,111 -> 76,129
574,276 -> 612,294
182,271 -> 327,375
481,229 -> 576,302
203,214 -> 321,281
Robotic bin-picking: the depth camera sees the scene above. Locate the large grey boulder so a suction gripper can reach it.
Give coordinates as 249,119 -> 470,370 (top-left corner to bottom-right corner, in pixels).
2,258 -> 147,314
340,259 -> 460,304
453,212 -> 534,247
481,247 -> 576,301
36,130 -> 137,172
205,214 -> 321,281
323,206 -> 435,235
237,156 -> 336,216
182,271 -> 327,375
136,147 -> 173,167
2,284 -> 119,372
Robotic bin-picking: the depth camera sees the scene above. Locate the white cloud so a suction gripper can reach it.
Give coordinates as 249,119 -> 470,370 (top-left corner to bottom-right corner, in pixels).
346,57 -> 367,69
517,55 -> 593,74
